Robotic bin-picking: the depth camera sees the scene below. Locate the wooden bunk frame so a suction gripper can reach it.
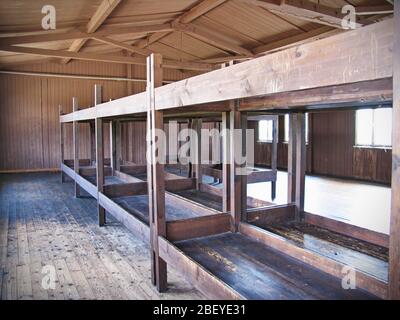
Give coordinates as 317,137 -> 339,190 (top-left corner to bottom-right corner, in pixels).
58,15 -> 399,300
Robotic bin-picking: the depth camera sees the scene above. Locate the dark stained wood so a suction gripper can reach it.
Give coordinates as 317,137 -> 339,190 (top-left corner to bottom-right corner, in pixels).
72,97 -> 80,198
175,232 -> 378,300
304,212 -> 389,248
222,112 -> 230,212
389,0 -> 400,300
239,223 -> 386,299
147,53 -> 167,292
166,214 -> 231,242
287,114 -> 297,204
59,105 -> 65,183
158,237 -> 243,300
247,204 -> 296,226
295,113 -> 306,219
96,117 -> 106,226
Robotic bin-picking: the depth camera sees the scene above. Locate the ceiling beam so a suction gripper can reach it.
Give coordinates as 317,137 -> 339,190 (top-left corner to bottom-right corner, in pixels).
173,22 -> 254,56
135,0 -> 228,51
62,0 -> 122,64
0,24 -> 173,46
91,36 -> 152,56
356,5 -> 394,16
253,25 -> 341,55
0,45 -> 213,71
238,0 -> 363,29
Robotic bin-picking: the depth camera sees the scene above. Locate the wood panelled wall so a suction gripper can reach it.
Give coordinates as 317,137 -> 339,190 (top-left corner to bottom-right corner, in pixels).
0,59 -> 190,171
251,111 -> 392,185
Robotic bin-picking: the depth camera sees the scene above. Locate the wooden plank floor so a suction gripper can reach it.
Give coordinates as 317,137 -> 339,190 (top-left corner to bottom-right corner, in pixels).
175,233 -> 378,300
0,173 -> 204,300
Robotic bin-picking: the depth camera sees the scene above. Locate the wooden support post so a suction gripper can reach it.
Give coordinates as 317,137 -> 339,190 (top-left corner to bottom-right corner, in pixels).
271,116 -> 278,200
229,104 -> 247,231
147,53 -> 167,292
295,113 -> 306,220
188,119 -> 194,178
59,105 -> 65,183
72,97 -> 80,197
193,119 -> 202,189
91,85 -> 102,166
287,113 -> 297,204
96,117 -> 106,226
389,0 -> 400,300
222,112 -> 230,212
115,120 -> 121,171
110,120 -> 117,174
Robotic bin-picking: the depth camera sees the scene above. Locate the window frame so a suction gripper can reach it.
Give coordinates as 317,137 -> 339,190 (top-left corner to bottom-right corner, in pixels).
257,119 -> 274,143
354,108 -> 392,149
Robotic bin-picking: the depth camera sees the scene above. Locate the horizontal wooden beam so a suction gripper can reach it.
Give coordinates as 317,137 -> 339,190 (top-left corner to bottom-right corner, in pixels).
173,22 -> 253,56
304,212 -> 389,248
59,19 -> 393,121
104,181 -> 148,197
356,5 -> 394,16
239,78 -> 393,111
247,169 -> 276,183
0,24 -> 173,46
179,0 -> 228,23
247,204 -> 296,226
0,45 -> 213,71
91,35 -> 152,56
158,236 -> 244,299
239,0 -> 363,29
166,213 -> 231,241
253,26 -> 341,55
79,166 -> 112,177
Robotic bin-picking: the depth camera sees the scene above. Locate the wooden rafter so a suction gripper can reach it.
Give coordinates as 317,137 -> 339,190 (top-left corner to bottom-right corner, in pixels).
238,0 -> 363,29
135,0 -> 229,52
91,35 -> 152,56
173,22 -> 254,56
62,0 -> 122,64
0,24 -> 173,46
356,5 -> 394,16
0,45 -> 213,71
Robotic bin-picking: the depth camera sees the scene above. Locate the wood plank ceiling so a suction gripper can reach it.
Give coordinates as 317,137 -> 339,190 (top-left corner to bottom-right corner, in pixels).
0,0 -> 393,69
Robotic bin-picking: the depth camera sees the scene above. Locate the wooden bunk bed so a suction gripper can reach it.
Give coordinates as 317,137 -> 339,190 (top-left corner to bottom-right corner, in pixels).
58,16 -> 398,300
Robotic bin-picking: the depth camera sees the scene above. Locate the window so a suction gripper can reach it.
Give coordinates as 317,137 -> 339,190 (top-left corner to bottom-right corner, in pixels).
258,120 -> 273,142
284,113 -> 309,143
355,108 -> 392,147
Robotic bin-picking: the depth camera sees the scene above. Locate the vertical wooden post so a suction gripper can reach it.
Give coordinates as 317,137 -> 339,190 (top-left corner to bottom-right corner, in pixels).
115,120 -> 121,172
389,0 -> 400,300
229,103 -> 247,230
287,113 -> 297,204
295,113 -> 306,220
109,120 -> 117,174
271,115 -> 279,200
193,119 -> 202,189
147,53 -> 167,292
91,85 -> 102,166
96,118 -> 106,226
59,105 -> 65,183
222,112 -> 230,212
72,97 -> 80,197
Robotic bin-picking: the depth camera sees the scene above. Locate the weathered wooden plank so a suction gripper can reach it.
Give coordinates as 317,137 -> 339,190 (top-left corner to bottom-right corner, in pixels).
79,166 -> 112,177
304,212 -> 389,248
247,204 -> 296,226
166,214 -> 231,242
158,236 -> 244,300
389,0 -> 400,300
104,182 -> 148,198
295,113 -> 306,219
239,222 -> 387,299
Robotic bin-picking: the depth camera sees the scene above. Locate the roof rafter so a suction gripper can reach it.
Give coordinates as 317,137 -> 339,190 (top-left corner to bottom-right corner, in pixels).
62,0 -> 122,64
238,0 -> 363,29
0,45 -> 213,71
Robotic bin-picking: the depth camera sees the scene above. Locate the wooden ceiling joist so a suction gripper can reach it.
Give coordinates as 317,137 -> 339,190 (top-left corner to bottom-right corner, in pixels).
0,45 -> 213,71
239,0 -> 363,29
173,22 -> 254,56
91,36 -> 152,56
135,0 -> 229,52
356,5 -> 394,16
0,24 -> 173,46
62,0 -> 122,64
